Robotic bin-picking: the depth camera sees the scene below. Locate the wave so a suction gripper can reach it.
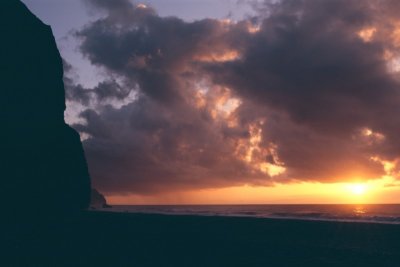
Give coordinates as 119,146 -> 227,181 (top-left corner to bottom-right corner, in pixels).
102,204 -> 400,225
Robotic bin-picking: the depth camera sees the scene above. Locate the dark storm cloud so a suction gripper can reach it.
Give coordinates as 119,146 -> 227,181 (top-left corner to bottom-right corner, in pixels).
64,59 -> 130,104
65,78 -> 129,105
76,0 -> 246,105
63,59 -> 91,105
70,0 -> 400,194
210,0 -> 390,134
75,98 -> 266,194
205,0 -> 400,180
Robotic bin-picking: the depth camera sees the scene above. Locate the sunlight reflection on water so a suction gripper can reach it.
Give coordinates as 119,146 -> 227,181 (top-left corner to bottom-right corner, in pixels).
105,204 -> 400,224
354,206 -> 366,215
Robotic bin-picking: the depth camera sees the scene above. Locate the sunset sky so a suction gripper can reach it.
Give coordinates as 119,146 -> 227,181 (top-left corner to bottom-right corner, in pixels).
22,0 -> 400,204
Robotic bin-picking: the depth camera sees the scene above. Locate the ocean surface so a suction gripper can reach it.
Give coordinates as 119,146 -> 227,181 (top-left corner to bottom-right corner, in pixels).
102,204 -> 400,224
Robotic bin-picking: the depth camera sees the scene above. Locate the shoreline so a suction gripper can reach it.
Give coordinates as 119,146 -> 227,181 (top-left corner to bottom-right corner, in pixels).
4,211 -> 400,266
94,209 -> 400,225
93,205 -> 400,225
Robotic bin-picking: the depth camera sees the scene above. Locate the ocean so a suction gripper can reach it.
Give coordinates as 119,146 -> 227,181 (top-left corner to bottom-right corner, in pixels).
103,204 -> 400,224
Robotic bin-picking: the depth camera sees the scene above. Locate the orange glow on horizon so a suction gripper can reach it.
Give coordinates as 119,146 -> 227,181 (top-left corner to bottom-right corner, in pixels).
106,176 -> 400,205
346,183 -> 368,195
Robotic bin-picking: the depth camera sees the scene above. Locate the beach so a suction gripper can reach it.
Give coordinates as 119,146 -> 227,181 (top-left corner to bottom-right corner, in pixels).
4,211 -> 400,267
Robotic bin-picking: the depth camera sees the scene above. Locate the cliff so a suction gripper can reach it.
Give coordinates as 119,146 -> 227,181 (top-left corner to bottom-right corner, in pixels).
91,189 -> 111,208
1,0 -> 91,215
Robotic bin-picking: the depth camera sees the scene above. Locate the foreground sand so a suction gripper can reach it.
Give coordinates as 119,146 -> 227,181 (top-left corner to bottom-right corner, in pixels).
3,211 -> 400,266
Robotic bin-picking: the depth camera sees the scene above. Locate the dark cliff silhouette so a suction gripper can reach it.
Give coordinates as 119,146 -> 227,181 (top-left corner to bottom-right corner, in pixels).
1,0 -> 91,215
91,189 -> 111,208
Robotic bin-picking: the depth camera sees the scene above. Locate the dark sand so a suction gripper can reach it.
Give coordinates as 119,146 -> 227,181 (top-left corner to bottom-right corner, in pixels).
3,211 -> 400,266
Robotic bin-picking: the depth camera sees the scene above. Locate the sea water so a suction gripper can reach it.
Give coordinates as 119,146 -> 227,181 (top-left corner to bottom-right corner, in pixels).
104,204 -> 400,224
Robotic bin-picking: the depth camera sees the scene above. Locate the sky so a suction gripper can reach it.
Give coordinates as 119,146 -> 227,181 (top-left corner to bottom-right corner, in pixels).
21,0 -> 400,204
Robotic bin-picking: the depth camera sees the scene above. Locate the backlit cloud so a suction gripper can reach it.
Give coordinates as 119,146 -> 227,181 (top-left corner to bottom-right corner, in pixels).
67,0 -> 400,195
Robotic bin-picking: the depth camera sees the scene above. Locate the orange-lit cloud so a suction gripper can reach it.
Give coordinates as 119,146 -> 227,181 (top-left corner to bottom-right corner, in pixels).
194,50 -> 240,63
67,0 -> 400,204
136,3 -> 147,9
247,24 -> 261,34
357,27 -> 376,42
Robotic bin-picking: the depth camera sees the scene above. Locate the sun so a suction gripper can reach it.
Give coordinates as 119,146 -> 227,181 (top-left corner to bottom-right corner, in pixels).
347,183 -> 367,195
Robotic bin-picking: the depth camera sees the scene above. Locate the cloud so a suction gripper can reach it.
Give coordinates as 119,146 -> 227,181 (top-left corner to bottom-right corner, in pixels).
63,60 -> 131,105
76,98 -> 270,194
68,0 -> 400,195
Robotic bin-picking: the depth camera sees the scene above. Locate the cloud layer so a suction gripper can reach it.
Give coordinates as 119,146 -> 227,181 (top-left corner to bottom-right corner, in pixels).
67,0 -> 400,195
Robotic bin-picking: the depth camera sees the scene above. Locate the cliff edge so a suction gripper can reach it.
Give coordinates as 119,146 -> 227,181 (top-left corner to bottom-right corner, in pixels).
1,0 -> 91,215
